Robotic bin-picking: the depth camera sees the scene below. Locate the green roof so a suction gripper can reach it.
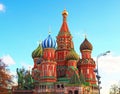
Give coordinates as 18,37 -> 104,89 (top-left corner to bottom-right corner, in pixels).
66,49 -> 79,61
41,76 -> 55,79
57,77 -> 69,83
79,73 -> 85,84
68,66 -> 78,71
69,71 -> 81,84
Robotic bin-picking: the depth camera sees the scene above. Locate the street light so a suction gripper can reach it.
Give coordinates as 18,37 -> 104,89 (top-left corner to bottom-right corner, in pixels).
94,51 -> 110,94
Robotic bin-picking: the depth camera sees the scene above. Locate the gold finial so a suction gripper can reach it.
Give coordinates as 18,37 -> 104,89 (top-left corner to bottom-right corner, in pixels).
85,34 -> 87,39
48,25 -> 51,35
83,30 -> 87,39
62,9 -> 68,22
39,40 -> 42,44
48,31 -> 51,35
62,9 -> 68,16
37,40 -> 42,45
82,33 -> 87,39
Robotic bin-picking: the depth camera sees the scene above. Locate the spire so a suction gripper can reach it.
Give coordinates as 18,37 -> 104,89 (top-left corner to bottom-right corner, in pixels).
60,9 -> 69,32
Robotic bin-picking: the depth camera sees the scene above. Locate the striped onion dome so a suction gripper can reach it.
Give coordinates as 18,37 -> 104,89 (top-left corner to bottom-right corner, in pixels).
42,34 -> 56,49
66,49 -> 79,61
32,43 -> 43,58
80,38 -> 93,51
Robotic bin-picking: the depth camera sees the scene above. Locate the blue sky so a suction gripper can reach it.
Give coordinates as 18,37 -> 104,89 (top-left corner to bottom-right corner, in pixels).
0,0 -> 120,93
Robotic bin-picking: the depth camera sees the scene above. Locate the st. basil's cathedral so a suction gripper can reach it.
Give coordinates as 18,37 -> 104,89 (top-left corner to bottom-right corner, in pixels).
31,9 -> 98,94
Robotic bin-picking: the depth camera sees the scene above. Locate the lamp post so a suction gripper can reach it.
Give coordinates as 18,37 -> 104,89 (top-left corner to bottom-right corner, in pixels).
94,51 -> 110,94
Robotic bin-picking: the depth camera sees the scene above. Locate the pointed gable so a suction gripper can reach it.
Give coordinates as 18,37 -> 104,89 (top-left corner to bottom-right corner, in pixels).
69,71 -> 81,84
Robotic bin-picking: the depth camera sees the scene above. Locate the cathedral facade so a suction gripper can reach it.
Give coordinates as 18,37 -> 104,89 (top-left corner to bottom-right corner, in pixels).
32,9 -> 98,94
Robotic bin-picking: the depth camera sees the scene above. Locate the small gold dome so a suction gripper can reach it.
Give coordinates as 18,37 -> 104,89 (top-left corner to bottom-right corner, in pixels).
62,9 -> 68,16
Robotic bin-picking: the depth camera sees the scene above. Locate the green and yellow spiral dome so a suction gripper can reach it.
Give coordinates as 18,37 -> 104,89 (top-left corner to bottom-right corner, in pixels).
32,43 -> 43,58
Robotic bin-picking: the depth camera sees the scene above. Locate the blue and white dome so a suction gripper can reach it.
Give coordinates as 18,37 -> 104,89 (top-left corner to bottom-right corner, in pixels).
42,35 -> 56,49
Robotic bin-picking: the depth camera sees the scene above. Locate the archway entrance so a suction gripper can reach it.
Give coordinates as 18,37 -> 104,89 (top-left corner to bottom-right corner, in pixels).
74,90 -> 78,94
68,90 -> 73,94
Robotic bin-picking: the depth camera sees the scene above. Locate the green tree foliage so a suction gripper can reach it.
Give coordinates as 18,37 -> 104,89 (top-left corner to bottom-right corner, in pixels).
16,67 -> 34,90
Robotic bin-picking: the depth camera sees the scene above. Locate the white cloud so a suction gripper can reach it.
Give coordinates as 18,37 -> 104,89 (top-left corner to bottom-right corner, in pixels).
98,54 -> 120,74
21,61 -> 33,70
93,53 -> 120,94
72,29 -> 85,39
0,3 -> 5,12
0,55 -> 16,65
101,80 -> 120,94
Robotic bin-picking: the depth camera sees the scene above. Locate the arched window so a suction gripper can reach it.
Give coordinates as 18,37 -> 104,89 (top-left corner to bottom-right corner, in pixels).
57,70 -> 60,77
74,90 -> 78,94
61,84 -> 64,88
61,69 -> 65,77
68,90 -> 73,94
57,85 -> 60,88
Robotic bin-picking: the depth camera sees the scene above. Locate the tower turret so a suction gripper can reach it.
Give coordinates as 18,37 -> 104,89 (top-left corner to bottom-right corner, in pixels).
32,42 -> 43,69
77,37 -> 96,85
80,37 -> 93,59
66,49 -> 79,78
40,34 -> 57,83
56,9 -> 73,78
57,9 -> 72,50
32,42 -> 43,80
66,49 -> 79,68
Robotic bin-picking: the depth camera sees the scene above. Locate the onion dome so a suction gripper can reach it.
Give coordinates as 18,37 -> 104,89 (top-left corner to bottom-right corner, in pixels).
80,38 -> 93,51
66,49 -> 79,61
32,43 -> 43,58
42,34 -> 56,49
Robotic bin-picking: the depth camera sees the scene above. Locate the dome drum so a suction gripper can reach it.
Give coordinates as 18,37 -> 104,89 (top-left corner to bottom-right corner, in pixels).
67,60 -> 77,68
43,48 -> 55,60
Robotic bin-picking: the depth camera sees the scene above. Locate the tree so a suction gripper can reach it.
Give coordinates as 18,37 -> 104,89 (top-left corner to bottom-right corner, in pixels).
109,84 -> 120,94
16,67 -> 34,90
0,59 -> 13,93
